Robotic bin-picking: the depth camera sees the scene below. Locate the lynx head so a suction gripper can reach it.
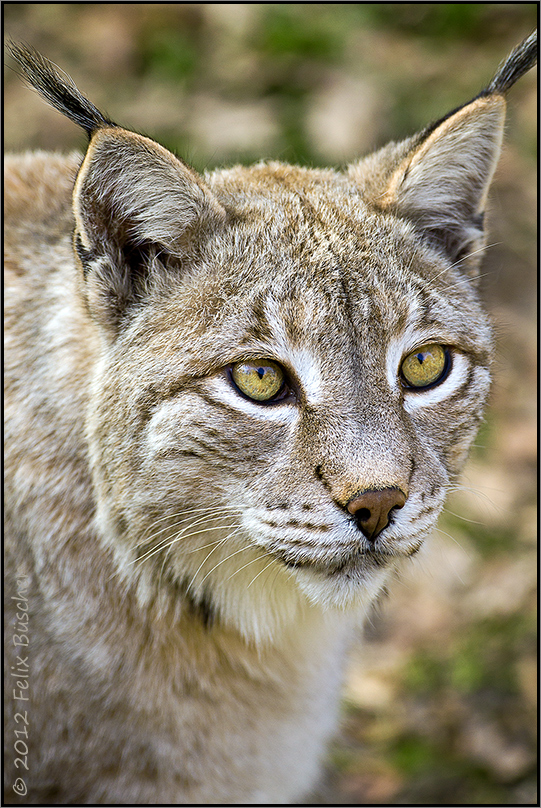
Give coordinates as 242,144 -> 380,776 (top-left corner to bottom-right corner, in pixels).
9,35 -> 536,643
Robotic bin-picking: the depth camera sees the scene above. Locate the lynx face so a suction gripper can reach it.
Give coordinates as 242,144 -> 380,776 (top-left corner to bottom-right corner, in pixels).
7,35 -> 535,644
4,35 -> 536,806
86,163 -> 492,640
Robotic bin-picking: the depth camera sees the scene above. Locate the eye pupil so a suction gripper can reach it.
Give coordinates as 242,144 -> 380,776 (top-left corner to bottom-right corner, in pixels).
401,344 -> 449,389
231,360 -> 286,402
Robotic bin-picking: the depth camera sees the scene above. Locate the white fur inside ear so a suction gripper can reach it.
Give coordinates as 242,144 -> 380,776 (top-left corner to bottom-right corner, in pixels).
413,102 -> 502,203
387,97 -> 506,257
73,127 -> 226,256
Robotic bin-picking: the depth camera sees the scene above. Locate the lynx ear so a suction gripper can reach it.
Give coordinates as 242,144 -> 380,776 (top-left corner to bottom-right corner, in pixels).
378,95 -> 505,272
73,127 -> 226,332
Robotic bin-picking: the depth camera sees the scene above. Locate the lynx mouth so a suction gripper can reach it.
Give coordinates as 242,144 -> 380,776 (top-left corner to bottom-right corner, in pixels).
272,546 -> 396,576
268,531 -> 425,580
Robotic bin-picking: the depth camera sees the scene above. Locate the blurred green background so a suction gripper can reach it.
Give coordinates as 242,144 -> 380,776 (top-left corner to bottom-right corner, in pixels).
4,4 -> 537,805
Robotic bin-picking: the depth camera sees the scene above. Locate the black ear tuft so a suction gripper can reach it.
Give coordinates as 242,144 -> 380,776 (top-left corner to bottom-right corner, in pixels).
484,30 -> 537,95
7,40 -> 116,137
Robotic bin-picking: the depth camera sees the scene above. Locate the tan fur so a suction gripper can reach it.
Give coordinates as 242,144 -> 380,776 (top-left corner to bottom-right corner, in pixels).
4,37 -> 536,805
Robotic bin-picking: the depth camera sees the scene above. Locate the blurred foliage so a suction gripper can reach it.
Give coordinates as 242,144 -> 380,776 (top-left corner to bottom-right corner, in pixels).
444,514 -> 518,558
253,6 -> 344,62
4,3 -> 537,165
4,4 -> 537,805
356,2 -> 511,39
404,612 -> 535,696
138,28 -> 200,87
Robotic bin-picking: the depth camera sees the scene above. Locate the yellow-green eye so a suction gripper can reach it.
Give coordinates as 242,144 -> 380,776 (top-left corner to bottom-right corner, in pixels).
231,360 -> 285,402
401,344 -> 449,389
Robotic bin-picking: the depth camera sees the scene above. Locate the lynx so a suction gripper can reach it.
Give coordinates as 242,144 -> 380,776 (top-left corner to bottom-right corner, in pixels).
4,34 -> 537,805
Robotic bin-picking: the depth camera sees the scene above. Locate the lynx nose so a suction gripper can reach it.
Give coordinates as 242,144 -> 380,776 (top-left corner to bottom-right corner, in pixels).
347,488 -> 407,542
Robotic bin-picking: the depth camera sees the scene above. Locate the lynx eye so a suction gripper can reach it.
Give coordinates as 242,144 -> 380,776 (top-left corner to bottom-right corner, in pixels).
401,344 -> 450,389
230,360 -> 286,402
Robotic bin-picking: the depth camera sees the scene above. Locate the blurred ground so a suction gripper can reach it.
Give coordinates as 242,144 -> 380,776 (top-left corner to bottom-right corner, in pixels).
4,5 -> 537,805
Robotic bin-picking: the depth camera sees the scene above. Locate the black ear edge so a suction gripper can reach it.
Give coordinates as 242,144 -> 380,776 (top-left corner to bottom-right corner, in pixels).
74,231 -> 95,278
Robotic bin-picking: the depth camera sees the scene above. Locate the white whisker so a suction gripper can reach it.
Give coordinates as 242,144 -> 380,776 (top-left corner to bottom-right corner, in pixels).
247,558 -> 278,589
433,525 -> 472,558
441,507 -> 485,525
225,552 -> 271,583
186,530 -> 246,591
446,483 -> 497,505
444,269 -> 494,290
132,523 -> 241,568
133,506 -> 240,549
195,542 -> 255,589
445,242 -> 499,274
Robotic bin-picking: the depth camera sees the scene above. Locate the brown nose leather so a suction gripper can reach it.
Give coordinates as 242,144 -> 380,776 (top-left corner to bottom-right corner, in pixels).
347,488 -> 407,542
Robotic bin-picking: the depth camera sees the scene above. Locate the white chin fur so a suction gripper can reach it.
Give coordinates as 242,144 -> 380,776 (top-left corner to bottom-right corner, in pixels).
169,542 -> 390,645
202,555 -> 391,644
291,563 -> 394,611
105,508 -> 394,646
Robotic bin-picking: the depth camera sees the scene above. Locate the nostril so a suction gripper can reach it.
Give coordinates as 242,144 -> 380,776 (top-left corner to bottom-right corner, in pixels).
347,488 -> 406,542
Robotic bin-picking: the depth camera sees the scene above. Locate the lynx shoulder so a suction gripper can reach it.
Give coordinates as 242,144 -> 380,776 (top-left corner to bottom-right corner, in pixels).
4,33 -> 537,805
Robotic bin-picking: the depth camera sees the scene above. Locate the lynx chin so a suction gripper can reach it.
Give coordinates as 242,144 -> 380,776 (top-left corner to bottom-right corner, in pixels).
4,33 -> 537,805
